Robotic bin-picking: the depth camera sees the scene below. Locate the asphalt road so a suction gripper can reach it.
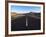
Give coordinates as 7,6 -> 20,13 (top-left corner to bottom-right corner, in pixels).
11,16 -> 40,31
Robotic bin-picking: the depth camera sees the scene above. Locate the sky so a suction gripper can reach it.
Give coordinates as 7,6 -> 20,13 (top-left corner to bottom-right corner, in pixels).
11,5 -> 41,14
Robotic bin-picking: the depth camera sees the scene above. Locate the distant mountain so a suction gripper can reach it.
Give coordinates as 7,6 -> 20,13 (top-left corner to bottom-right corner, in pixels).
30,12 -> 40,17
11,12 -> 40,17
23,12 -> 40,17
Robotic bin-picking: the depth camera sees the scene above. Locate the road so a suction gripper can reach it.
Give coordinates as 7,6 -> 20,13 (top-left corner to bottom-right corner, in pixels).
11,16 -> 41,31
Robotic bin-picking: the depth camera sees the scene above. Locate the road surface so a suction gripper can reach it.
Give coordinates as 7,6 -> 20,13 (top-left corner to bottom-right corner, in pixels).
11,16 -> 40,31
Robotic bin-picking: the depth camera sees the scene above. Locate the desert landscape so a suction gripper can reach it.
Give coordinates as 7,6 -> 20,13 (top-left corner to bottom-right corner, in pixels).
11,12 -> 41,31
11,12 -> 40,20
